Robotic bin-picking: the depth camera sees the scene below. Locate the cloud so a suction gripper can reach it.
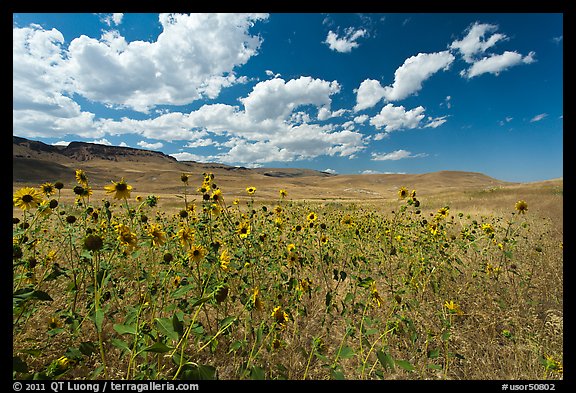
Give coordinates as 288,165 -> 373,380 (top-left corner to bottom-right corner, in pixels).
89,138 -> 113,145
61,13 -> 268,112
450,22 -> 508,63
323,168 -> 338,174
382,51 -> 455,101
451,22 -> 536,79
170,152 -> 212,162
324,27 -> 367,53
353,114 -> 369,124
92,75 -> 367,166
371,149 -> 427,161
462,51 -> 536,78
354,79 -> 387,112
52,140 -> 70,146
369,103 -> 426,132
354,51 -> 454,110
137,141 -> 164,150
499,116 -> 513,126
184,138 -> 219,148
99,13 -> 124,26
240,76 -> 341,122
530,113 -> 548,122
424,116 -> 449,128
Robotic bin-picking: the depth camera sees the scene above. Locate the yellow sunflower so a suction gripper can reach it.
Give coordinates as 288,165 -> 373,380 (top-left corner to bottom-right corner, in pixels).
104,178 -> 133,200
515,200 -> 528,214
13,187 -> 43,211
398,187 -> 409,199
271,306 -> 289,328
188,244 -> 207,263
237,221 -> 251,238
246,186 -> 256,195
147,223 -> 166,247
75,169 -> 89,186
39,182 -> 56,197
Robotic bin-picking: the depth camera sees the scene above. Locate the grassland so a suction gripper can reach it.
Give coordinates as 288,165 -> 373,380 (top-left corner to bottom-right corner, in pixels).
12,168 -> 563,381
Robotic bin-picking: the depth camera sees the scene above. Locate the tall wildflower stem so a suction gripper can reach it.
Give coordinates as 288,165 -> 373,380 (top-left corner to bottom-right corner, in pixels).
92,250 -> 109,379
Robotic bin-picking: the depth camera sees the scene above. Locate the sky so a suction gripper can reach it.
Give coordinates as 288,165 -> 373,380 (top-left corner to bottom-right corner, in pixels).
12,13 -> 563,182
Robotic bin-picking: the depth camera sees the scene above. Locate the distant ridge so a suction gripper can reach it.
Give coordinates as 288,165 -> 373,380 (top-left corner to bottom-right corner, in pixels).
13,136 -> 177,163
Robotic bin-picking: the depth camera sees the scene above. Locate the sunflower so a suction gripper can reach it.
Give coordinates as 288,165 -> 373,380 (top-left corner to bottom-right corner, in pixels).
13,187 -> 43,211
515,200 -> 528,214
177,227 -> 195,249
39,182 -> 56,197
398,187 -> 409,199
341,214 -> 354,226
147,223 -> 166,247
444,300 -> 463,315
115,223 -> 138,250
75,169 -> 89,186
279,189 -> 288,198
271,306 -> 289,328
307,212 -> 317,222
246,186 -> 256,195
237,222 -> 251,238
220,249 -> 231,271
370,283 -> 384,308
436,207 -> 450,219
251,287 -> 263,311
211,189 -> 223,203
188,245 -> 207,263
104,178 -> 133,200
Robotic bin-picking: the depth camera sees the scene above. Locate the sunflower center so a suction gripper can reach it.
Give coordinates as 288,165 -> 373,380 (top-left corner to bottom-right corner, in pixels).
22,195 -> 34,203
116,183 -> 127,191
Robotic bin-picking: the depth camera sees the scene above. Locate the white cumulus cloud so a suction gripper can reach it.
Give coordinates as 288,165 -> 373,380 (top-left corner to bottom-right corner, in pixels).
354,51 -> 454,110
369,104 -> 426,132
240,76 -> 341,122
324,27 -> 367,53
137,141 -> 164,150
462,51 -> 536,78
450,22 -> 508,63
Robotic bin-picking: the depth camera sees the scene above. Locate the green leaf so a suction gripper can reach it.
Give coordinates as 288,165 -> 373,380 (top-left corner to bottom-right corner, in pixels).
427,348 -> 440,359
155,318 -> 180,342
190,295 -> 213,308
357,276 -> 374,288
13,288 -> 53,303
172,313 -> 184,338
338,345 -> 355,359
330,368 -> 346,380
144,342 -> 173,353
92,309 -> 104,332
395,359 -> 415,372
113,323 -> 137,335
427,363 -> 443,370
79,342 -> 97,356
170,284 -> 194,299
228,340 -> 245,354
376,349 -> 395,371
250,366 -> 265,380
180,364 -> 217,380
111,338 -> 131,353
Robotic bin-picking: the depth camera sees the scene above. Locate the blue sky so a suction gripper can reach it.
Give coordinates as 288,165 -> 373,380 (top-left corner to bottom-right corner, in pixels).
13,13 -> 563,182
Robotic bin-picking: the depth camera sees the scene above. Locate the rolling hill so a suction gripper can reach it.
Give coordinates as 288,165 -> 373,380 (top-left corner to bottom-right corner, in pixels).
13,136 -> 518,201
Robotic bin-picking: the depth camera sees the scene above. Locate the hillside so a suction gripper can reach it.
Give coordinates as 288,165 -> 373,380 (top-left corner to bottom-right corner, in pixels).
13,136 -> 521,202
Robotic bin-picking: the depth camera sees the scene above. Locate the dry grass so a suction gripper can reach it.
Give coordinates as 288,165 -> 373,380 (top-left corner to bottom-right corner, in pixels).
12,167 -> 563,381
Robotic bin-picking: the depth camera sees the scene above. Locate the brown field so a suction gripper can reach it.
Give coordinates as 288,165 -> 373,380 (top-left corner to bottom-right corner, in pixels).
12,149 -> 563,381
